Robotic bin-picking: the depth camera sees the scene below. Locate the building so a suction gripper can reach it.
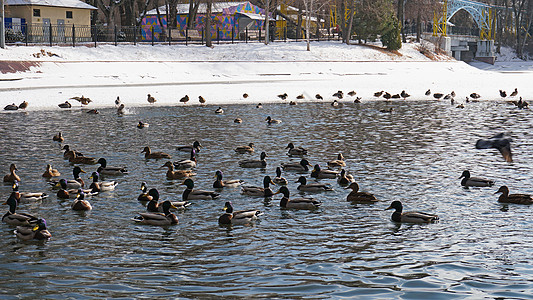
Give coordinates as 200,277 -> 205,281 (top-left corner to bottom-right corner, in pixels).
5,0 -> 97,43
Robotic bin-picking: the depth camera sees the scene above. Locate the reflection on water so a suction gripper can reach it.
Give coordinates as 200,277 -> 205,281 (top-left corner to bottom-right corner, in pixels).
1,101 -> 533,298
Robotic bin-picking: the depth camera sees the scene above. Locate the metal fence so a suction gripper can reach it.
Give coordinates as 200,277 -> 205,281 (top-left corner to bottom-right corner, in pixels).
4,23 -> 343,46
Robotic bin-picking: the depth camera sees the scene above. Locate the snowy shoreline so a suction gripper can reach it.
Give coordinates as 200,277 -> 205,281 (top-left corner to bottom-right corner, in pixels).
1,41 -> 532,111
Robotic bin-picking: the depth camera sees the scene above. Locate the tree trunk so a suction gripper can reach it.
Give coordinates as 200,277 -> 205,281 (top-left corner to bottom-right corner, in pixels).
345,0 -> 355,45
416,12 -> 421,43
297,4 -> 302,39
265,0 -> 270,45
206,0 -> 212,47
338,0 -> 346,42
398,0 -> 405,43
304,0 -> 313,50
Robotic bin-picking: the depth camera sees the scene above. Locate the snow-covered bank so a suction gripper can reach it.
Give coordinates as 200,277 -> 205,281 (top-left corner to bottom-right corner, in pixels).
0,41 -> 531,111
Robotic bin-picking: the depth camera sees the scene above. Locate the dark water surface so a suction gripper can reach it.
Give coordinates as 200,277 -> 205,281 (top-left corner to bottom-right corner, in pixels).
1,101 -> 532,299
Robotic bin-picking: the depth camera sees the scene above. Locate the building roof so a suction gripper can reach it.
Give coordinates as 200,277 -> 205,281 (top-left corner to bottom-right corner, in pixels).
147,1 -> 251,15
6,0 -> 97,10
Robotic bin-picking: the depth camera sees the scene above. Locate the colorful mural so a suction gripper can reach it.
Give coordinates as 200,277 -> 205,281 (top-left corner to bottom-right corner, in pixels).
141,2 -> 266,41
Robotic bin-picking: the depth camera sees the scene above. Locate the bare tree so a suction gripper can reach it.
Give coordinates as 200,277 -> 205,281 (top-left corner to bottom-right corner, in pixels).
206,0 -> 212,47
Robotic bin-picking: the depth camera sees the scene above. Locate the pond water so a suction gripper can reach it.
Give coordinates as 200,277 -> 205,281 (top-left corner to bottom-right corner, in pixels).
1,100 -> 532,299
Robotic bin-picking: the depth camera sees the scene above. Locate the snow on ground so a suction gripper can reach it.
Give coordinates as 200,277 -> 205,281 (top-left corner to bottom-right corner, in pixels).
0,41 -> 531,111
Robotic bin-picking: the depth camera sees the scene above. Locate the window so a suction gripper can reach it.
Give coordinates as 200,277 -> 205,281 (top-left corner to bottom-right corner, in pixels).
33,9 -> 40,17
66,11 -> 73,19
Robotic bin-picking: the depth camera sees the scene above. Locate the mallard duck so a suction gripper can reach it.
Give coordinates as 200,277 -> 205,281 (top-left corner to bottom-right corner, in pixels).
58,101 -> 72,108
50,167 -> 85,190
296,176 -> 333,192
333,91 -> 343,99
179,95 -> 189,103
234,118 -> 242,123
256,103 -> 262,108
96,158 -> 128,175
337,169 -> 355,186
475,133 -> 512,162
71,190 -> 92,211
53,132 -> 64,142
115,96 -> 121,106
425,89 -> 431,96
510,88 -> 518,97
239,151 -> 267,168
3,163 -> 21,183
315,94 -> 323,100
495,186 -> 533,204
281,159 -> 311,172
266,116 -> 281,124
88,172 -> 118,192
138,182 -> 150,201
331,100 -> 341,107
71,95 -> 92,106
213,170 -> 243,188
65,151 -> 96,164
181,178 -> 220,200
2,195 -> 39,226
62,145 -> 84,159
286,143 -> 307,156
42,164 -> 61,178
235,142 -> 254,154
198,96 -> 206,104
433,93 -> 444,99
327,153 -> 346,168
470,92 -> 481,99
132,201 -> 179,226
346,182 -> 377,203
4,103 -> 18,110
55,178 -> 97,199
348,91 -> 357,97
459,170 -> 494,187
142,146 -> 171,159
147,94 -> 156,104
177,140 -> 202,153
15,218 -> 51,241
241,176 -> 275,197
162,161 -> 196,179
277,186 -> 321,209
137,121 -> 149,128
277,93 -> 288,100
17,101 -> 27,109
173,149 -> 197,169
273,167 -> 288,185
311,164 -> 338,179
145,188 -> 191,212
11,181 -> 48,203
218,201 -> 262,225
117,104 -> 125,115
297,94 -> 305,99
215,107 -> 224,114
243,93 -> 249,98
386,201 -> 439,223
86,109 -> 99,114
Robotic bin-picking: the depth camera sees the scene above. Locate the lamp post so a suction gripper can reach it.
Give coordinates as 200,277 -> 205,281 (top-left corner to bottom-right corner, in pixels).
0,0 -> 5,48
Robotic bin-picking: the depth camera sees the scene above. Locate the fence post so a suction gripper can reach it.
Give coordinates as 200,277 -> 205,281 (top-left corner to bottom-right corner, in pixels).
231,26 -> 234,44
245,27 -> 248,43
134,25 -> 137,45
114,25 -> 117,46
217,24 -> 220,44
201,28 -> 204,45
25,24 -> 28,46
327,27 -> 330,41
94,25 -> 97,47
168,26 -> 171,46
72,24 -> 75,47
151,26 -> 154,46
284,26 -> 287,42
49,23 -> 53,47
185,28 -> 188,46
258,28 -> 261,42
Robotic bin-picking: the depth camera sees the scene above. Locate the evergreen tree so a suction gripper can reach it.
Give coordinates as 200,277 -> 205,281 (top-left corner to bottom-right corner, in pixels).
381,14 -> 402,50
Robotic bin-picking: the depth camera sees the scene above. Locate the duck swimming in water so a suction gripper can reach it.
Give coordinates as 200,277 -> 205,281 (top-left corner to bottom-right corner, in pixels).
239,152 -> 267,168
15,218 -> 51,241
475,133 -> 513,162
459,170 -> 494,187
495,186 -> 533,204
218,201 -> 262,225
241,176 -> 275,197
3,163 -> 21,183
132,200 -> 179,226
345,182 -> 377,203
385,201 -> 439,223
276,186 -> 321,210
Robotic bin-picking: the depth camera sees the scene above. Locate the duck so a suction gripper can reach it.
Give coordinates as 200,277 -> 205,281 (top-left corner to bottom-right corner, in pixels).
374,91 -> 384,97
86,109 -> 99,114
337,169 -> 355,186
50,166 -> 85,190
296,176 -> 333,192
470,92 -> 481,99
71,190 -> 92,211
137,121 -> 149,128
179,95 -> 189,103
315,94 -> 323,100
15,218 -> 51,241
147,94 -> 156,104
311,164 -> 338,179
55,178 -> 97,199
173,149 -> 197,169
281,159 -> 311,172
234,142 -> 254,154
71,95 -> 92,106
215,107 -> 224,114
379,108 -> 394,113
2,195 -> 39,226
296,94 -> 305,99
425,89 -> 431,96
4,103 -> 18,110
382,92 -> 392,100
17,101 -> 27,109
256,103 -> 263,108
499,90 -> 507,98
213,170 -> 243,188
475,133 -> 512,162
198,95 -> 206,104
88,172 -> 118,192
65,151 -> 96,165
400,90 -> 410,99
273,167 -> 288,185
53,132 -> 64,142
331,100 -> 341,107
177,140 -> 202,153
495,186 -> 533,204
347,91 -> 357,97
510,88 -> 518,97
145,188 -> 191,212
218,201 -> 262,225
386,201 -> 439,223
117,104 -> 125,115
58,101 -> 72,108
115,96 -> 121,106
132,200 -> 179,226
433,93 -> 444,99
286,142 -> 307,156
3,163 -> 21,183
62,145 -> 84,159
327,153 -> 346,168
181,178 -> 220,200
11,181 -> 48,203
234,118 -> 242,123
241,176 -> 275,197
96,158 -> 128,175
391,94 -> 401,99
266,116 -> 282,124
161,161 -> 196,180
243,93 -> 249,98
277,93 -> 288,100
142,146 -> 171,159
276,186 -> 321,209
345,182 -> 377,203
333,90 -> 343,99
138,182 -> 150,201
239,151 -> 267,168
354,97 -> 362,103
459,170 -> 494,187
289,101 -> 297,106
